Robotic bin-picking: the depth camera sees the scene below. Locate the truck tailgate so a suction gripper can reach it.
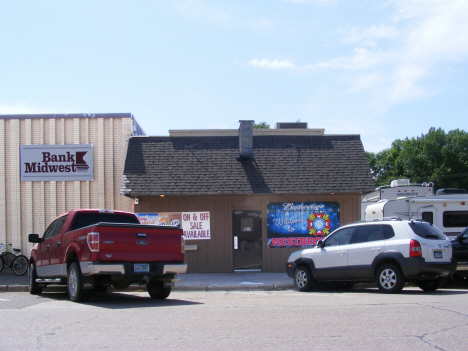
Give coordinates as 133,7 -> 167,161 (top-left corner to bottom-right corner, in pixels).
96,223 -> 184,262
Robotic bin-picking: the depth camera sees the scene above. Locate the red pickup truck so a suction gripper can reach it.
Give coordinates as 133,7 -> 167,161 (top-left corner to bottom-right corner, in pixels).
28,209 -> 187,302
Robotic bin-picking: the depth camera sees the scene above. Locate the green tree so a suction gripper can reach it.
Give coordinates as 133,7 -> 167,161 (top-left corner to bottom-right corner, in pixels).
367,128 -> 468,191
253,121 -> 270,129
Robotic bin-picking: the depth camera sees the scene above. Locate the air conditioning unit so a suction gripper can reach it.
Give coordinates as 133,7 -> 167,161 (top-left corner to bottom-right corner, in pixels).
391,179 -> 410,187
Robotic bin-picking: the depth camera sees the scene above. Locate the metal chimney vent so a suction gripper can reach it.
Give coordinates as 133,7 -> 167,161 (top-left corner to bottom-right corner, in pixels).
238,120 -> 254,159
276,122 -> 308,129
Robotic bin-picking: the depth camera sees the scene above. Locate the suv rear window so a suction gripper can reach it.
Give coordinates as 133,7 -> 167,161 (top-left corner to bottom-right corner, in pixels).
408,221 -> 446,240
70,213 -> 140,231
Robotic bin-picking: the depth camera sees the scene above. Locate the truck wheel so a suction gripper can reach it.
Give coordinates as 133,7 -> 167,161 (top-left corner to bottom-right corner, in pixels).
68,262 -> 91,302
375,264 -> 406,294
416,277 -> 446,292
147,281 -> 171,299
29,262 -> 43,295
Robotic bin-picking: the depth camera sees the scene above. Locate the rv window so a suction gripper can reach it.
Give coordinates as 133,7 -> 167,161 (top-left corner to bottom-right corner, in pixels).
422,212 -> 434,224
443,211 -> 468,228
408,222 -> 446,240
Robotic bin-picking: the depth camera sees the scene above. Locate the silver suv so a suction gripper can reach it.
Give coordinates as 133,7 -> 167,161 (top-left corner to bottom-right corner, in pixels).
286,218 -> 456,293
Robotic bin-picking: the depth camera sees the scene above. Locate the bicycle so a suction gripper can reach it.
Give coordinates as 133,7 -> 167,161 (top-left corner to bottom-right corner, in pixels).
0,243 -> 29,276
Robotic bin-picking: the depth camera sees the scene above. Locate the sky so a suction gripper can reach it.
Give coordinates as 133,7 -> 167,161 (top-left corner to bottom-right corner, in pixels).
1,0 -> 467,153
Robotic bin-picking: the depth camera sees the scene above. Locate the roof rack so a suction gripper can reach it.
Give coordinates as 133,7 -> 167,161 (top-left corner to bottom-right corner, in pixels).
358,216 -> 402,223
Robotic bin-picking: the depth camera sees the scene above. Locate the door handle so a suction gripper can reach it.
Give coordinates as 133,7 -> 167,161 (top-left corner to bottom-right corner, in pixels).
234,236 -> 238,250
46,244 -> 50,249
57,241 -> 61,247
337,251 -> 346,255
371,248 -> 381,252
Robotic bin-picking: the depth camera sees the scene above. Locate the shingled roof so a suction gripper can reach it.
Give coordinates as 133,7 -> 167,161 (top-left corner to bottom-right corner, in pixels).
121,131 -> 374,196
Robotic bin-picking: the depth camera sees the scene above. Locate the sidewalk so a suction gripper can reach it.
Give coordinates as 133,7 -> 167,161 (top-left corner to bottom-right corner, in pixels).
0,269 -> 294,293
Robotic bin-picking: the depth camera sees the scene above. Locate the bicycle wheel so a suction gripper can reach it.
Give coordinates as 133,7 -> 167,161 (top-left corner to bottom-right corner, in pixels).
0,256 -> 4,273
12,255 -> 28,276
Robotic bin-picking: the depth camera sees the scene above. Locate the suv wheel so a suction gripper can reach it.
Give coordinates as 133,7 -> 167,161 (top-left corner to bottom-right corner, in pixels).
294,266 -> 317,292
375,264 -> 406,294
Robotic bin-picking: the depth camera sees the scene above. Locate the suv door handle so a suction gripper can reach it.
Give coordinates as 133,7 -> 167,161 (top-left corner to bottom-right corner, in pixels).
337,251 -> 346,255
372,248 -> 381,252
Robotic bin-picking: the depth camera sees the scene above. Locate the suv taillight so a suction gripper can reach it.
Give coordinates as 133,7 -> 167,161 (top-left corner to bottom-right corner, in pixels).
87,232 -> 100,252
410,239 -> 422,257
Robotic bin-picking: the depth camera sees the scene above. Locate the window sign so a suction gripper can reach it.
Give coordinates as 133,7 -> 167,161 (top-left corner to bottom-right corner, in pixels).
20,144 -> 94,181
135,213 -> 181,227
182,212 -> 211,240
135,212 -> 211,240
267,202 -> 340,248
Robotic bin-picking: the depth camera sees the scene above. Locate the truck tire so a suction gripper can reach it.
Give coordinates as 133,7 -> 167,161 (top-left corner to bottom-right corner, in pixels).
147,281 -> 171,299
29,262 -> 43,295
67,262 -> 91,302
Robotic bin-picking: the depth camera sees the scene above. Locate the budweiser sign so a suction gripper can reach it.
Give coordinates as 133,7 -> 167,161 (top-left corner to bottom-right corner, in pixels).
20,144 -> 94,181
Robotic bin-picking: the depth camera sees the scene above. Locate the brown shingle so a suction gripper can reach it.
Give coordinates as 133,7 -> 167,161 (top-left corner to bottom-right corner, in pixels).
121,134 -> 374,196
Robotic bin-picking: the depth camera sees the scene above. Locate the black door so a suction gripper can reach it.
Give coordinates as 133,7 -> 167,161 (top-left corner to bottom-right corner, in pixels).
232,211 -> 262,271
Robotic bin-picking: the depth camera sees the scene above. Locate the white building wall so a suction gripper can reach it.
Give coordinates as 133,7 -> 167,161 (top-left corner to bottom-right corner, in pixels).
0,115 -> 135,256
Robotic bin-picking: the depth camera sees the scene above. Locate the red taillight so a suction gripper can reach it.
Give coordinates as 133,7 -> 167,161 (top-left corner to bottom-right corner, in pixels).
181,235 -> 185,254
87,232 -> 100,252
410,239 -> 421,257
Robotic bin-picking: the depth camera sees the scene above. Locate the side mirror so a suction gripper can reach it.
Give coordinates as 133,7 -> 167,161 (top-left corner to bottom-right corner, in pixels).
28,234 -> 43,243
317,240 -> 325,248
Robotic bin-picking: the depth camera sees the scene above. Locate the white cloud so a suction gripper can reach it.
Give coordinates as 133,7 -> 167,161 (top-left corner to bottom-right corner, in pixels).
340,24 -> 399,47
248,58 -> 296,70
314,0 -> 468,106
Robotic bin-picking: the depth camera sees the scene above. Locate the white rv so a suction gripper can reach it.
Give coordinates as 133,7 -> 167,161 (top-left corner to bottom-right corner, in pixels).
364,190 -> 468,238
361,179 -> 434,219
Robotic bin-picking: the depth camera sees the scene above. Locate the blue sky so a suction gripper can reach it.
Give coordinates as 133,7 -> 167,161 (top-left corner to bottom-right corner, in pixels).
1,0 -> 467,152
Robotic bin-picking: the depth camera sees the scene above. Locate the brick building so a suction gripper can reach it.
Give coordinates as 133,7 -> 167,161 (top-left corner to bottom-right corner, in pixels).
0,113 -> 144,254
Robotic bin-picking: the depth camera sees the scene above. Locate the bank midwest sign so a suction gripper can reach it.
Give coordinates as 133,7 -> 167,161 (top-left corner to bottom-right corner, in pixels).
20,144 -> 94,181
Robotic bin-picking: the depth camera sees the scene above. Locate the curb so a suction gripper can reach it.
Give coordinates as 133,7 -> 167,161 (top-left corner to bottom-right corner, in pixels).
0,285 -> 29,293
1,283 -> 295,293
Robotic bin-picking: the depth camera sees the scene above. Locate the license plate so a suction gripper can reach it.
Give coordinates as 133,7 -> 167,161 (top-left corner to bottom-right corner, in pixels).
134,263 -> 149,272
434,251 -> 443,259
